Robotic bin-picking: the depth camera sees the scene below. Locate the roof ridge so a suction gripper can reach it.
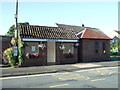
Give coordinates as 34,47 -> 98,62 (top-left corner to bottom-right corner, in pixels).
56,23 -> 83,27
19,24 -> 59,28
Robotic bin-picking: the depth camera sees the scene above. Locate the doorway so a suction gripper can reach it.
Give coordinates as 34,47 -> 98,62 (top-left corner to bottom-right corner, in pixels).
47,42 -> 56,65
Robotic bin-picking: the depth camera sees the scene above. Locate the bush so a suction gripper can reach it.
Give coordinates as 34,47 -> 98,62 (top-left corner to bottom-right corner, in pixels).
18,41 -> 24,66
3,40 -> 24,67
110,52 -> 118,55
3,48 -> 16,67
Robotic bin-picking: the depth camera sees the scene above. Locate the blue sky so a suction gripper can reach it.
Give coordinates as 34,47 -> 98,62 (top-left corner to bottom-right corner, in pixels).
0,1 -> 118,35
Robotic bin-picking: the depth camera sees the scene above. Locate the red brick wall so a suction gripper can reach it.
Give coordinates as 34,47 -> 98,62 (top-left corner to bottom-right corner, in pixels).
79,39 -> 110,62
0,36 -> 12,64
22,42 -> 78,66
0,36 -> 12,52
21,42 -> 47,67
56,42 -> 78,64
21,39 -> 110,66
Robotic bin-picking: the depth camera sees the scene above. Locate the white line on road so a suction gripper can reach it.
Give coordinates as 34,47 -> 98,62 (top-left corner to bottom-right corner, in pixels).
1,72 -> 71,80
91,78 -> 106,82
75,67 -> 118,73
1,66 -> 118,80
49,83 -> 69,88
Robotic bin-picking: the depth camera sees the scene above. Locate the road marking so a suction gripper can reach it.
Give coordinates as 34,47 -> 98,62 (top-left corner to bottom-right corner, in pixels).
1,66 -> 118,80
54,73 -> 90,81
1,72 -> 71,80
1,68 -> 10,70
75,67 -> 118,73
72,64 -> 101,68
100,72 -> 112,75
49,83 -> 69,88
53,72 -> 90,81
91,78 -> 105,82
1,73 -> 53,80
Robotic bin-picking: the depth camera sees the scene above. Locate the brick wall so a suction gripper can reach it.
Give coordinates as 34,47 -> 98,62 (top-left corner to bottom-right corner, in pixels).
0,36 -> 12,64
0,36 -> 12,51
21,42 -> 47,66
79,39 -> 110,62
22,42 -> 78,66
19,39 -> 110,66
56,42 -> 78,64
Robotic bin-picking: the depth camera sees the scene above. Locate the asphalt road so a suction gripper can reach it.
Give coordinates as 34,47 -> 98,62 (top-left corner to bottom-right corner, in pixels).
1,66 -> 119,88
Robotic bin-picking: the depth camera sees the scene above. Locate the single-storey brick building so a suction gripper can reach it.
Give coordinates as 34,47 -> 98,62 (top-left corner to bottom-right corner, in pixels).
17,23 -> 111,66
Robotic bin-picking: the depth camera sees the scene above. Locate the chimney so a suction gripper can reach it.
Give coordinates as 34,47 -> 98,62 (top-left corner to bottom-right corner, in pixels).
82,24 -> 84,27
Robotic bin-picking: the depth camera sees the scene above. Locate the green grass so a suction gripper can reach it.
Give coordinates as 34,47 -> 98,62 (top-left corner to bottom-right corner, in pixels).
110,56 -> 120,60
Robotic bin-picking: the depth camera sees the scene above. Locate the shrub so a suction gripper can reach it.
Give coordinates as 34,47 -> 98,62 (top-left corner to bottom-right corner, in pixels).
3,48 -> 16,67
18,41 -> 24,66
3,40 -> 24,67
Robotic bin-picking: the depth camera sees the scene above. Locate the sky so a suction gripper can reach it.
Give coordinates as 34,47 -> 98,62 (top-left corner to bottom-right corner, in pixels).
0,0 -> 118,36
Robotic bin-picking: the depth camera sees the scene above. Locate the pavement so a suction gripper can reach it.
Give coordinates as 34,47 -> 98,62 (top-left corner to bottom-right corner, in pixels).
1,60 -> 120,77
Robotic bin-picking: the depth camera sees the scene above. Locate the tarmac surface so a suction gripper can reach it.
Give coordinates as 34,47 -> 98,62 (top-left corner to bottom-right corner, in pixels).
1,60 -> 120,77
2,66 -> 119,88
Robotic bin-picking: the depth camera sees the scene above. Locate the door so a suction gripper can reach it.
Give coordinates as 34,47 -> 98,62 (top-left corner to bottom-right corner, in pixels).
47,42 -> 56,64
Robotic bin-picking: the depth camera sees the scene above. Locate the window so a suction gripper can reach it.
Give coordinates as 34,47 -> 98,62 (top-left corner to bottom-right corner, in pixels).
102,42 -> 106,54
63,43 -> 74,54
95,41 -> 99,54
31,46 -> 36,51
25,42 -> 39,53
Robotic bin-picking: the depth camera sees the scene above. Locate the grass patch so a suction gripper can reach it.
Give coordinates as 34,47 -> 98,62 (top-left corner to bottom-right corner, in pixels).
110,56 -> 120,60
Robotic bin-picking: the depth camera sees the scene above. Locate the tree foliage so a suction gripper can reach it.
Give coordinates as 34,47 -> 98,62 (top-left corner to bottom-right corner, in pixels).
6,22 -> 29,36
3,47 -> 16,67
110,39 -> 120,53
3,38 -> 24,67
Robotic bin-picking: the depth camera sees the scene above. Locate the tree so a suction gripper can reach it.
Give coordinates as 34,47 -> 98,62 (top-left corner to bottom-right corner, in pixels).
110,39 -> 120,55
6,22 -> 29,36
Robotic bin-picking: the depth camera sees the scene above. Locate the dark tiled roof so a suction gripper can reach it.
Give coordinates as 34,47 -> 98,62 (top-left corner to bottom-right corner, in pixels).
113,36 -> 120,40
56,23 -> 84,34
76,29 -> 111,40
19,24 -> 111,40
56,23 -> 106,35
19,25 -> 78,40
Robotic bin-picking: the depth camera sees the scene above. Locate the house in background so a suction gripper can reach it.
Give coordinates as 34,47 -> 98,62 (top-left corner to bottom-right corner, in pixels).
108,30 -> 120,43
108,30 -> 120,40
108,30 -> 120,54
18,23 -> 111,66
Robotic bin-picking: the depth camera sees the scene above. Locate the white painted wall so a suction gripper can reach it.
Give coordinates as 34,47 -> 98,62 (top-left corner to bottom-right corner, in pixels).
47,42 -> 56,63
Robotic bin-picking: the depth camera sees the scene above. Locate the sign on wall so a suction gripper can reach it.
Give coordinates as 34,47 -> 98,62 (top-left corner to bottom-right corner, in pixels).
13,46 -> 18,56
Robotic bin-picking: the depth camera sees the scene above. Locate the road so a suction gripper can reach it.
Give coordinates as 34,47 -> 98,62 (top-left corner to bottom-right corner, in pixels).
1,66 -> 119,88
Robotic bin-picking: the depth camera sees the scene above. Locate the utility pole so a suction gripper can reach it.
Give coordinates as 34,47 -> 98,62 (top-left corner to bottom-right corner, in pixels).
15,0 -> 18,38
14,0 -> 18,57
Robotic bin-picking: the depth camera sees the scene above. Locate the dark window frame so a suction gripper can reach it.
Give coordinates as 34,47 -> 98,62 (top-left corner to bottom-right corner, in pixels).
102,42 -> 106,54
95,41 -> 99,54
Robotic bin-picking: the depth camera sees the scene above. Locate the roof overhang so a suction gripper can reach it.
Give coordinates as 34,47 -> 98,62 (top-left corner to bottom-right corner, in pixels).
22,38 -> 78,42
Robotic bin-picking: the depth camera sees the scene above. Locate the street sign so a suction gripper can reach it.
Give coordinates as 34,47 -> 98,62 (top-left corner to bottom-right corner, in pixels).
14,46 -> 18,56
